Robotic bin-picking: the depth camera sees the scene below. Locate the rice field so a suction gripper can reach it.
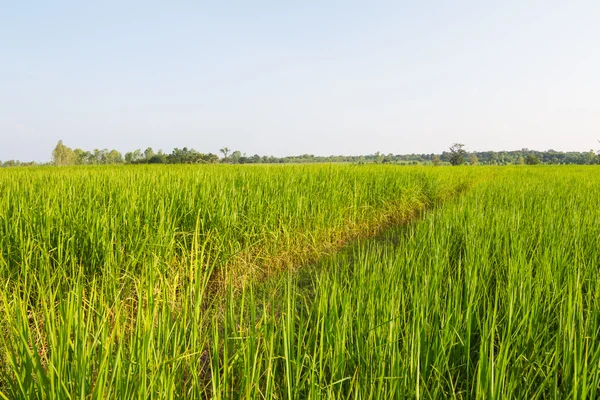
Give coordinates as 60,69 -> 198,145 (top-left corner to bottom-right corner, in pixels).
0,165 -> 598,398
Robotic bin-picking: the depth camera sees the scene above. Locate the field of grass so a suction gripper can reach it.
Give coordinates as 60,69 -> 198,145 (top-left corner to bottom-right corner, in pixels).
0,165 -> 598,398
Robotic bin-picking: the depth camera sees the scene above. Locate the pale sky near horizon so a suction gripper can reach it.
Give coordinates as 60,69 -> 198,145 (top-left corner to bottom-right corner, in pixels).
1,1 -> 599,162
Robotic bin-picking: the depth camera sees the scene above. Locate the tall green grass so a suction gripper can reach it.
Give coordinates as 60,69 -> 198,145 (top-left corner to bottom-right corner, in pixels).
212,168 -> 600,399
1,165 -> 598,398
0,164 -> 467,284
0,164 -> 469,398
206,166 -> 600,399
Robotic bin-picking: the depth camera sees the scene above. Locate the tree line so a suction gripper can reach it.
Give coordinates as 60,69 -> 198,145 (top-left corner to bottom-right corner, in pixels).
50,141 -> 220,166
441,144 -> 599,166
1,140 -> 599,168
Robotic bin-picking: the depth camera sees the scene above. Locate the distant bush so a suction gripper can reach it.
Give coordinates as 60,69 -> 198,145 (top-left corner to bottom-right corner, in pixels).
525,154 -> 541,165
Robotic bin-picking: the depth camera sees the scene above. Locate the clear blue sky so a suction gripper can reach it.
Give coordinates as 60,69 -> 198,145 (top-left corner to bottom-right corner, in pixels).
1,1 -> 599,161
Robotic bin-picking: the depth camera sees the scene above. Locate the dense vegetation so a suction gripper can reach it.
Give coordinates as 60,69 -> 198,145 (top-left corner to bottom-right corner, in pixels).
2,140 -> 599,167
0,165 -> 598,398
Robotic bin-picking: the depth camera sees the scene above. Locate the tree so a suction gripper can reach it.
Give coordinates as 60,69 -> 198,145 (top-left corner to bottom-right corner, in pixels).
52,140 -> 76,166
448,143 -> 466,166
144,147 -> 155,160
203,153 -> 219,163
146,154 -> 165,164
166,147 -> 217,164
220,147 -> 230,162
106,149 -> 123,164
468,154 -> 479,166
96,149 -> 110,164
230,150 -> 242,164
584,150 -> 597,165
432,155 -> 441,166
125,149 -> 144,164
124,151 -> 135,164
525,154 -> 541,165
73,148 -> 90,165
490,152 -> 499,165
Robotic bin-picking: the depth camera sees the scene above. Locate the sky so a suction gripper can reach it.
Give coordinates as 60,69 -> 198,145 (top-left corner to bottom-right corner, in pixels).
1,1 -> 599,162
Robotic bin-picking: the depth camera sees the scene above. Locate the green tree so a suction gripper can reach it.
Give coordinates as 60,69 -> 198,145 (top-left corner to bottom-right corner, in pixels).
468,154 -> 479,166
124,152 -> 135,164
489,152 -> 499,165
73,148 -> 90,165
220,147 -> 230,162
231,150 -> 242,164
147,153 -> 168,164
125,149 -> 143,164
525,154 -> 541,165
52,140 -> 76,166
584,150 -> 597,165
203,153 -> 219,163
144,147 -> 155,160
96,149 -> 110,164
432,155 -> 441,166
106,149 -> 123,164
448,143 -> 466,166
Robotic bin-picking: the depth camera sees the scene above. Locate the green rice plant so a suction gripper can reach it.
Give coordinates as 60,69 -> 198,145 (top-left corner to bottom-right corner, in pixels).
205,166 -> 600,399
0,164 -> 470,398
2,164 -> 597,398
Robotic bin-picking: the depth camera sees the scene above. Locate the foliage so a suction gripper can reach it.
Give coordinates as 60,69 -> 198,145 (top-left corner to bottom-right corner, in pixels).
525,154 -> 541,165
219,147 -> 231,162
0,166 -> 599,397
468,153 -> 479,165
5,143 -> 600,168
166,147 -> 218,164
448,143 -> 467,166
52,140 -> 76,166
51,141 -> 125,166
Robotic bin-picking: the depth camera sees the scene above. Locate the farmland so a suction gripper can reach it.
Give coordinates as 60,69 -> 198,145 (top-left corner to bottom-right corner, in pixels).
0,165 -> 599,398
